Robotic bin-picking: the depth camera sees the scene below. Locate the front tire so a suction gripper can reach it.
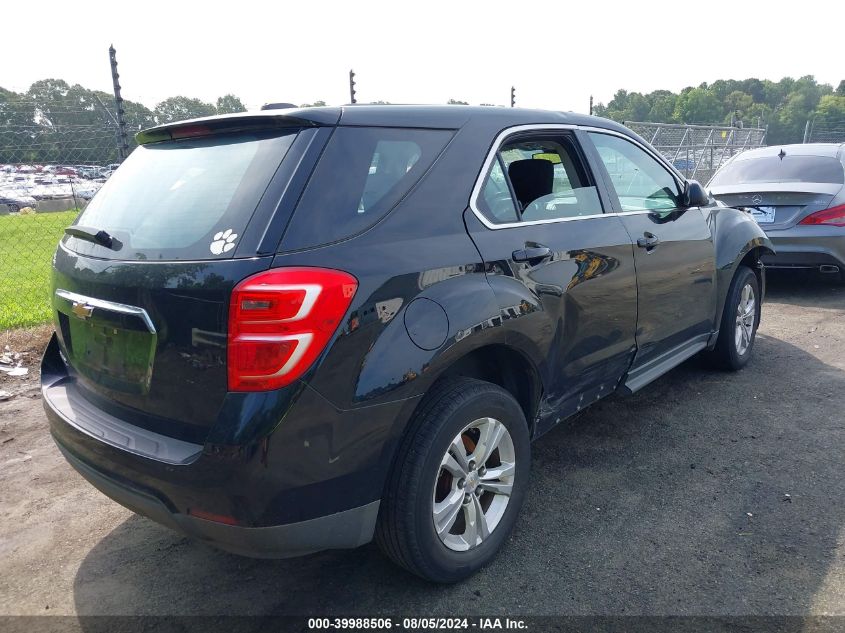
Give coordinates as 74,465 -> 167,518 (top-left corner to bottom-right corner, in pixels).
706,265 -> 760,370
375,377 -> 531,583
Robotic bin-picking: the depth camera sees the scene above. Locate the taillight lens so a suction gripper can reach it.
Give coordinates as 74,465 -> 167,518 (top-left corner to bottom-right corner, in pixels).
228,267 -> 358,391
799,204 -> 845,227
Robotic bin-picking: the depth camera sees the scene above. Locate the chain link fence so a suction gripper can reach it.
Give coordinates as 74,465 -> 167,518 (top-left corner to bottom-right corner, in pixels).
806,121 -> 845,144
625,122 -> 767,184
1,102 -> 129,339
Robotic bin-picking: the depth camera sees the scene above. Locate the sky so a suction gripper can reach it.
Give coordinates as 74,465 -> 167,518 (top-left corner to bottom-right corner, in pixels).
3,0 -> 843,113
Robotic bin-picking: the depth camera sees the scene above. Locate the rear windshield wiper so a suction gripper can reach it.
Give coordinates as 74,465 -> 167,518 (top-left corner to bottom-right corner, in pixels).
65,225 -> 116,249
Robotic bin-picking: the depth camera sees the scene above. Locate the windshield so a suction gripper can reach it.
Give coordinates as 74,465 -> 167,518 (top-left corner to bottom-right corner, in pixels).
66,130 -> 299,260
710,155 -> 844,187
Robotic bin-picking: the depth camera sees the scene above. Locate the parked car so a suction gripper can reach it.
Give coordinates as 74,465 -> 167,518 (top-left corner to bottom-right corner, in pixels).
42,106 -> 773,582
0,190 -> 36,212
78,167 -> 101,179
708,143 -> 845,282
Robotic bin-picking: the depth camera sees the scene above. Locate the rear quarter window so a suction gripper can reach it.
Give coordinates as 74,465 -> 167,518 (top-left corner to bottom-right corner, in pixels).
280,127 -> 454,251
65,130 -> 298,260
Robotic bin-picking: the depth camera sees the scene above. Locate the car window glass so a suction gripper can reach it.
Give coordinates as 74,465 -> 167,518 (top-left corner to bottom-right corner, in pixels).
68,130 -> 298,260
588,132 -> 681,212
709,155 -> 845,186
492,137 -> 603,222
477,157 -> 519,223
282,127 -> 453,250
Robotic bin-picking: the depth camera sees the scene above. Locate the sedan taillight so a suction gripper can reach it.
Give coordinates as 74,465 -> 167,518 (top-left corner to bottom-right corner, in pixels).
799,204 -> 845,227
228,267 -> 358,392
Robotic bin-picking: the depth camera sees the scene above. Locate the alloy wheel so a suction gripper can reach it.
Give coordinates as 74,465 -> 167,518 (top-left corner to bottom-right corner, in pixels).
432,417 -> 515,552
734,283 -> 756,355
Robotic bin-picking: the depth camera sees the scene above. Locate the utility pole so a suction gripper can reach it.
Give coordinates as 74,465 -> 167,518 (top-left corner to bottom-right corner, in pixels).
510,86 -> 515,108
108,45 -> 129,162
349,69 -> 357,104
589,95 -> 593,116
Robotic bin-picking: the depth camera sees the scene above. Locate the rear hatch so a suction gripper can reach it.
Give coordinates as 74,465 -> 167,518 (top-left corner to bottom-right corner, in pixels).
51,118 -> 321,443
709,153 -> 844,230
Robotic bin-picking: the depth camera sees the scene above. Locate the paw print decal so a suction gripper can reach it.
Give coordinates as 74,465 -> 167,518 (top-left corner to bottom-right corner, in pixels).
210,229 -> 238,255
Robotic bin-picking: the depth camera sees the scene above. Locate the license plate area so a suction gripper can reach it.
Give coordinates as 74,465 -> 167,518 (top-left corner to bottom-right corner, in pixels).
749,206 -> 776,223
54,290 -> 157,395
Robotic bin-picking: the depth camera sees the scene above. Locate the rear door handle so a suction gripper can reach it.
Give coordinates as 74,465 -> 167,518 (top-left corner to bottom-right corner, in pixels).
636,232 -> 660,249
512,245 -> 552,262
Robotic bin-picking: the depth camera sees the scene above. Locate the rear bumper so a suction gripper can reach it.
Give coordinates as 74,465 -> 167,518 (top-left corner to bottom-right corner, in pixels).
761,229 -> 845,270
55,442 -> 379,558
41,334 -> 409,558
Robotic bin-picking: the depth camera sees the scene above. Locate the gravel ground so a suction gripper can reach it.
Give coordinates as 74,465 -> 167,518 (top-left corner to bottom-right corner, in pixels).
1,274 -> 843,617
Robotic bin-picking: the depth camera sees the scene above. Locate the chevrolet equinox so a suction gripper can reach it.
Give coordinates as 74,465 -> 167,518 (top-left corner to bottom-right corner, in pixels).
42,105 -> 774,582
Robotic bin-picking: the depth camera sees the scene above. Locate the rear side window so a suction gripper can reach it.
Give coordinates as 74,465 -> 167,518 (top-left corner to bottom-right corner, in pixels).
710,155 -> 845,186
281,127 -> 453,250
67,130 -> 298,260
477,157 -> 519,223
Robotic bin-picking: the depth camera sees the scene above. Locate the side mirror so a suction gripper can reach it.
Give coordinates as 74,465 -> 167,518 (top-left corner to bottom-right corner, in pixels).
682,180 -> 709,208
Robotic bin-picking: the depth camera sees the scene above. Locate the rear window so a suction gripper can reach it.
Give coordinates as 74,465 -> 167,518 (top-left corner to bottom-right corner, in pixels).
710,155 -> 845,187
66,130 -> 298,260
281,126 -> 453,250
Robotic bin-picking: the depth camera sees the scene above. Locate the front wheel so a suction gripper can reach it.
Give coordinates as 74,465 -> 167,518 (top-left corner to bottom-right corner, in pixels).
705,265 -> 760,370
375,378 -> 531,583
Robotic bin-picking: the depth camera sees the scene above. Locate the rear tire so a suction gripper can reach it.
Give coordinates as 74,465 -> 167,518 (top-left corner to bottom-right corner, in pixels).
375,377 -> 531,583
705,265 -> 760,370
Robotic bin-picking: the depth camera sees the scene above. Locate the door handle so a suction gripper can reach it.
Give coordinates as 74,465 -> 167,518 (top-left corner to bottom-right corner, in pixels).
512,245 -> 552,262
636,232 -> 660,249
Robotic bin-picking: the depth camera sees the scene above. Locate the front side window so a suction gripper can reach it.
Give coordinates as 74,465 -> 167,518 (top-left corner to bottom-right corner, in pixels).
476,133 -> 603,224
588,132 -> 681,212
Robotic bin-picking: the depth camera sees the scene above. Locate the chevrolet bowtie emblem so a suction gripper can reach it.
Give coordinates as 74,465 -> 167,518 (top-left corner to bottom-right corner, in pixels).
71,302 -> 94,320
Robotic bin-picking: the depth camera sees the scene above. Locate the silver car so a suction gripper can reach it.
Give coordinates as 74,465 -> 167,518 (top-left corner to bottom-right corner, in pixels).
708,143 -> 845,281
0,190 -> 37,213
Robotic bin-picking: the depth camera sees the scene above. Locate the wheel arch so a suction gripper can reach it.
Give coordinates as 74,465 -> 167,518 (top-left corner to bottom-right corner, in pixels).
712,208 -> 775,328
376,340 -> 544,502
432,343 -> 543,433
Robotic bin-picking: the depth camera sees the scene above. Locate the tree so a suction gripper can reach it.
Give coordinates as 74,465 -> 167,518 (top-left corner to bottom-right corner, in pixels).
216,94 -> 246,114
837,80 -> 845,97
121,98 -> 155,133
447,99 -> 468,105
646,92 -> 678,123
724,90 -> 754,124
299,100 -> 327,107
815,94 -> 845,126
673,87 -> 723,124
153,96 -> 216,124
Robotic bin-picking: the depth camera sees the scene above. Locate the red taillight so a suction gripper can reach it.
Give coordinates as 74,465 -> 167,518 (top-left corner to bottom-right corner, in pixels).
799,204 -> 845,227
170,124 -> 212,139
228,267 -> 358,391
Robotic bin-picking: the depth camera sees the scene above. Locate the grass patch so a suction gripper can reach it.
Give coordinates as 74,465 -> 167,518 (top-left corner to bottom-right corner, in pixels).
0,210 -> 80,329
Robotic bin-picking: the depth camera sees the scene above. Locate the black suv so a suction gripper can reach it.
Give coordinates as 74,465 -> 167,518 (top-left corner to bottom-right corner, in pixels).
42,106 -> 773,582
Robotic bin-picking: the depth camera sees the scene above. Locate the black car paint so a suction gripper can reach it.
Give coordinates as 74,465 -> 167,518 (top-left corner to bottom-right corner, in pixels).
43,106 -> 774,551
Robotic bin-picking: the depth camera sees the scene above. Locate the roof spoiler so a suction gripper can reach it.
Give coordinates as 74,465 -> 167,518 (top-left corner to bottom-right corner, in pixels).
135,114 -> 318,145
261,102 -> 298,110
